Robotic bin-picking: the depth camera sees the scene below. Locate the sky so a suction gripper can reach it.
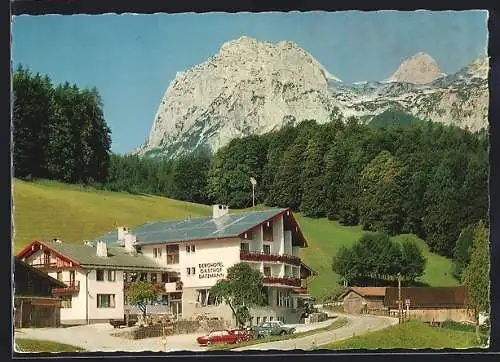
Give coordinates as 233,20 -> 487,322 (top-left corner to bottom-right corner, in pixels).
12,10 -> 488,154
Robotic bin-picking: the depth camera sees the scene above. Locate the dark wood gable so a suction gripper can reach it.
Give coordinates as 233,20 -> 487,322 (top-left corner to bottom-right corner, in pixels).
17,241 -> 79,270
14,258 -> 66,297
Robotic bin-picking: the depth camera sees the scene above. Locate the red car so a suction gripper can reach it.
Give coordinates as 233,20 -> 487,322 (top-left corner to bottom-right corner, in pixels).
196,329 -> 252,346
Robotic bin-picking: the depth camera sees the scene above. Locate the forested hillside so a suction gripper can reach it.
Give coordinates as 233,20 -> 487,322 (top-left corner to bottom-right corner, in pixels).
13,65 -> 489,265
13,65 -> 112,184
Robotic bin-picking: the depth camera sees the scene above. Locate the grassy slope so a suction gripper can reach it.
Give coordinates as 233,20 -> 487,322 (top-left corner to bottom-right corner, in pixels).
15,338 -> 85,352
320,320 -> 484,350
12,179 -> 457,298
12,179 -> 211,253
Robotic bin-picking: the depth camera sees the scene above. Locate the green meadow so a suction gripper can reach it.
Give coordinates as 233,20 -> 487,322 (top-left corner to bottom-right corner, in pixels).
12,179 -> 458,299
320,320 -> 485,350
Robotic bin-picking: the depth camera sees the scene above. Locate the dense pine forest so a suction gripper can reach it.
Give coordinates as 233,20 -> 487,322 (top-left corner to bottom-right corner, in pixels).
13,65 -> 489,272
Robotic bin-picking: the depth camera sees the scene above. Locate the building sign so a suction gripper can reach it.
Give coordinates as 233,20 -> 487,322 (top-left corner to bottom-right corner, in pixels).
198,262 -> 224,279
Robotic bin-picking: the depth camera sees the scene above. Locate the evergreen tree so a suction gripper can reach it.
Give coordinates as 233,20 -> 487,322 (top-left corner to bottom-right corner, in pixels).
452,226 -> 475,281
462,221 -> 490,340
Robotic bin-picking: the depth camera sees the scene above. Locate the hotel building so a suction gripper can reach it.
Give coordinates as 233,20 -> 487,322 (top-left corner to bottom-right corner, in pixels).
16,206 -> 316,325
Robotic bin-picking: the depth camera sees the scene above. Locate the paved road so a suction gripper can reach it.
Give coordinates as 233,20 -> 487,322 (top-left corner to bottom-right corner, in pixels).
232,311 -> 398,351
14,311 -> 398,353
15,323 -> 204,353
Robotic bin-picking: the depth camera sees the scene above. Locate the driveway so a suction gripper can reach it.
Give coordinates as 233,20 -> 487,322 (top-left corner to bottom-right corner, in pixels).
232,311 -> 398,351
14,312 -> 398,353
15,323 -> 204,353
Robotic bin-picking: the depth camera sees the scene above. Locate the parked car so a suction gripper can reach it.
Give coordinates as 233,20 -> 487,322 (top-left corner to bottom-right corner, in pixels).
229,328 -> 253,342
196,329 -> 252,346
249,321 -> 296,338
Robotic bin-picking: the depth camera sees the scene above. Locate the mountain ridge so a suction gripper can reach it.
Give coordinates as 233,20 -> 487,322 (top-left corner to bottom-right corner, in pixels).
137,36 -> 488,158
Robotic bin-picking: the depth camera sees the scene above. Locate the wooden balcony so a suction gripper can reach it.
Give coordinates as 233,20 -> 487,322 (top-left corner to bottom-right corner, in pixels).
292,287 -> 308,294
52,280 -> 80,295
263,276 -> 301,287
240,251 -> 301,266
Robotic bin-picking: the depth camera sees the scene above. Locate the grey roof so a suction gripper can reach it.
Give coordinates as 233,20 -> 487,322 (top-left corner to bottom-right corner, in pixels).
40,241 -> 166,270
94,208 -> 287,246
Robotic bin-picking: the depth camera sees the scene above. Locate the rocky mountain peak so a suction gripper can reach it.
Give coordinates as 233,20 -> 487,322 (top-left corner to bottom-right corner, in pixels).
462,57 -> 489,79
140,37 -> 343,157
386,52 -> 444,84
138,41 -> 488,159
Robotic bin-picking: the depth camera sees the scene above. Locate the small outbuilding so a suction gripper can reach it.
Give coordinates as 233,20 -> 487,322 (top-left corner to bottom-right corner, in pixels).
14,257 -> 65,328
384,286 -> 474,324
340,287 -> 387,314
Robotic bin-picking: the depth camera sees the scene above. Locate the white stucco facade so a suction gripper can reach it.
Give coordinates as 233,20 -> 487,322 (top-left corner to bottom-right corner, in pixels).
17,207 -> 313,326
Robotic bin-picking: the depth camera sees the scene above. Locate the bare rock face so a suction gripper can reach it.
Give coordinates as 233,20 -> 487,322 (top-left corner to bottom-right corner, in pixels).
386,52 -> 445,84
139,36 -> 342,157
137,37 -> 488,158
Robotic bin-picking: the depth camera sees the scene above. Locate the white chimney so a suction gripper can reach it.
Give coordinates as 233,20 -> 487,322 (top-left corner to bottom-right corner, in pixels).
124,233 -> 137,253
212,204 -> 229,219
117,226 -> 129,242
96,240 -> 108,258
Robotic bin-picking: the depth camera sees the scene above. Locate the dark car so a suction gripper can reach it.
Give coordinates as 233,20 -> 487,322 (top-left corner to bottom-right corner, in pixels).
249,321 -> 296,338
196,329 -> 252,346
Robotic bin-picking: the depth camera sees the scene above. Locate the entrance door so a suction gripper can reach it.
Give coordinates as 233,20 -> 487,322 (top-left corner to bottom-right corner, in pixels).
69,270 -> 75,287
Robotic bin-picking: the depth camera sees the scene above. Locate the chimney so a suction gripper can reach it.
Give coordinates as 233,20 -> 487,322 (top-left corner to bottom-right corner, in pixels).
212,204 -> 229,219
117,226 -> 129,243
96,240 -> 108,257
124,233 -> 137,254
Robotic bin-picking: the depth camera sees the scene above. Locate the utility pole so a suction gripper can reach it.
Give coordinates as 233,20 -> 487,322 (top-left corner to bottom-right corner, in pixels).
250,177 -> 257,208
398,273 -> 402,324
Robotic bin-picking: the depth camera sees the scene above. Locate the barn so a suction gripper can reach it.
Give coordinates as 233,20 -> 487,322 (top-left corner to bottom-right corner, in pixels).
14,257 -> 66,328
340,287 -> 387,314
384,286 -> 474,324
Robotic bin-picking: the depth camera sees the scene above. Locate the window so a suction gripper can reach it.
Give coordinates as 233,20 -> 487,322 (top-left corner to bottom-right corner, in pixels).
186,245 -> 196,253
256,317 -> 260,325
69,270 -> 75,283
153,247 -> 163,258
161,273 -> 168,283
263,221 -> 273,241
151,273 -> 157,283
240,243 -> 249,252
263,267 -> 271,277
96,269 -> 104,281
269,316 -> 274,321
263,244 -> 271,255
263,316 -> 267,322
140,273 -> 147,281
277,291 -> 291,308
167,245 -> 179,264
43,251 -> 50,266
56,271 -> 63,281
61,295 -> 72,308
97,294 -> 116,308
197,289 -> 218,306
107,270 -> 116,282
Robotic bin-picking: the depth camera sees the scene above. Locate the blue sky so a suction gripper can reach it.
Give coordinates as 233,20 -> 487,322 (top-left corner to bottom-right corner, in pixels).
12,11 -> 488,154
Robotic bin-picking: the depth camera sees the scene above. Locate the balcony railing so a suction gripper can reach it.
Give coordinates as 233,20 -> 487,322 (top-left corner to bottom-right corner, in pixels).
240,251 -> 301,266
52,280 -> 80,295
165,281 -> 183,293
292,287 -> 308,294
31,262 -> 58,268
263,276 -> 301,287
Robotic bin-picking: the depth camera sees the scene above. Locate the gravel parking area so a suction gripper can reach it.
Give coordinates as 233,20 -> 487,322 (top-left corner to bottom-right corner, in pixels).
14,314 -> 347,353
